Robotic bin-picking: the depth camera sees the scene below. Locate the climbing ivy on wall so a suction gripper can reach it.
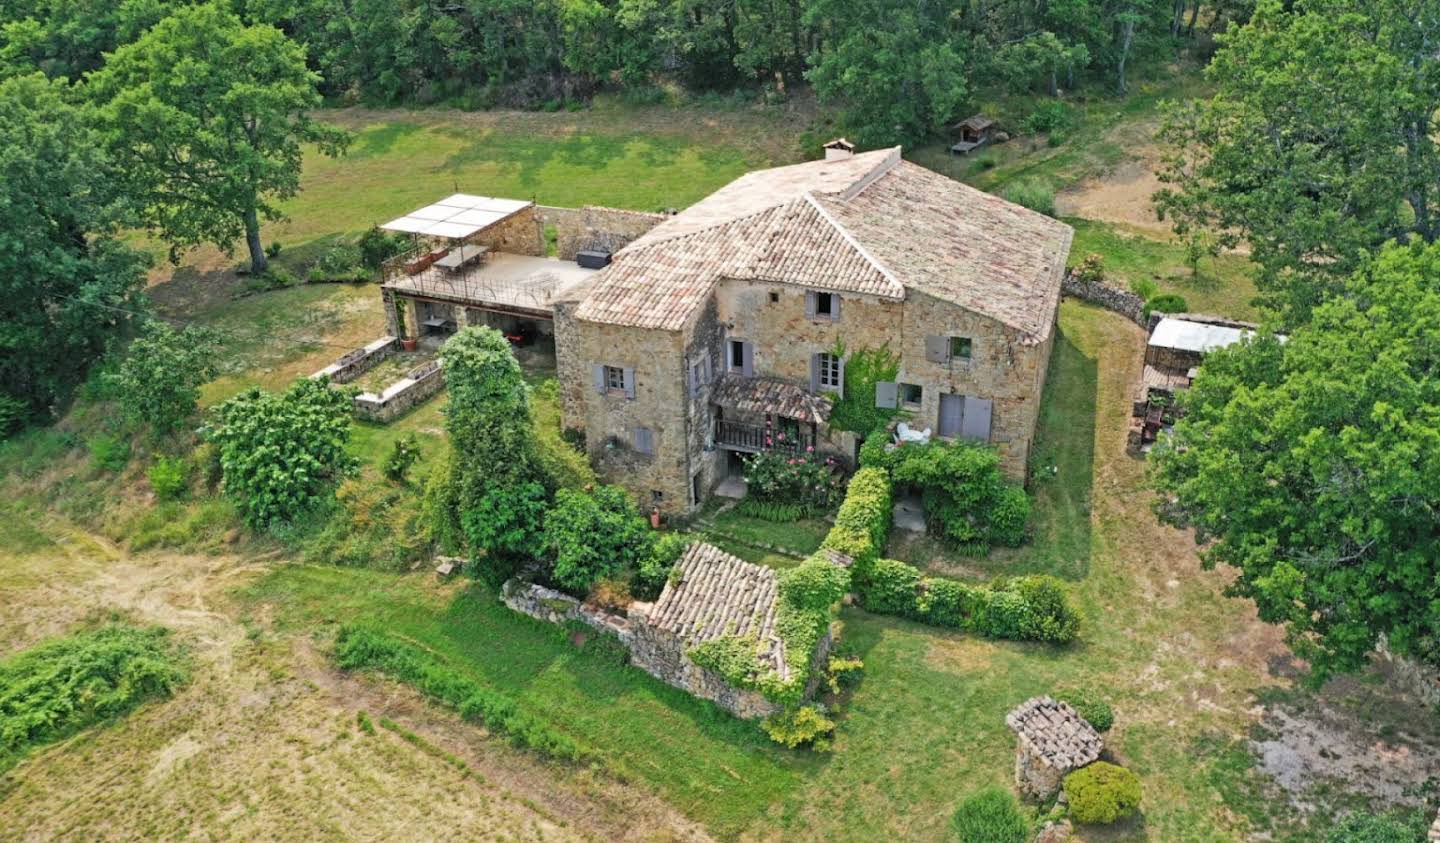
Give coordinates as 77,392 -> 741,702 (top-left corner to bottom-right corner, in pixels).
826,342 -> 902,438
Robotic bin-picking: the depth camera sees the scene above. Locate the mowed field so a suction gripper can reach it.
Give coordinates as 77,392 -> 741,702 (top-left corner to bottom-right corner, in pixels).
3,97 -> 1436,842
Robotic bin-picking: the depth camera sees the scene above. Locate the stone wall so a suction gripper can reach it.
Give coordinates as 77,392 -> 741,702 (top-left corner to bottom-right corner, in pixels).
1061,272 -> 1146,326
353,359 -> 445,422
536,205 -> 667,260
500,579 -> 782,718
470,205 -> 545,256
310,336 -> 397,384
1377,638 -> 1440,707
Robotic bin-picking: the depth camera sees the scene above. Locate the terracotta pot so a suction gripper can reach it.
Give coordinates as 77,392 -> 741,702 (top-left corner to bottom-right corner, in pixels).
650,507 -> 662,529
401,338 -> 418,352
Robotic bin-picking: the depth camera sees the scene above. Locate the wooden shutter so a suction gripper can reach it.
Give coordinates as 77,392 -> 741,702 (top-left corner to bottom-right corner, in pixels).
874,381 -> 898,409
623,367 -> 636,399
835,356 -> 845,398
831,295 -> 842,322
592,364 -> 606,395
924,335 -> 949,364
741,341 -> 754,377
809,353 -> 820,393
938,394 -> 964,438
961,396 -> 993,441
804,291 -> 817,320
633,426 -> 653,454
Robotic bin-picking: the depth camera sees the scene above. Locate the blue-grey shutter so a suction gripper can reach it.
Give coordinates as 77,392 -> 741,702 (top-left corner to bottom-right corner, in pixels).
804,291 -> 817,319
925,335 -> 948,364
832,295 -> 842,322
741,341 -> 754,377
961,397 -> 993,441
875,381 -> 897,409
623,366 -> 636,399
592,364 -> 606,394
939,394 -> 963,437
809,353 -> 820,392
633,426 -> 653,454
835,356 -> 845,398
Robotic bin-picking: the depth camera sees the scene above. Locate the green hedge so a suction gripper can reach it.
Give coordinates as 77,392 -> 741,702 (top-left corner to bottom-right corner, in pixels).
858,559 -> 1080,643
820,466 -> 892,574
333,625 -> 589,762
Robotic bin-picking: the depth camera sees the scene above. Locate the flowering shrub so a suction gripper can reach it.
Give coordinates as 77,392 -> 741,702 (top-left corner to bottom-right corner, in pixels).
743,448 -> 843,512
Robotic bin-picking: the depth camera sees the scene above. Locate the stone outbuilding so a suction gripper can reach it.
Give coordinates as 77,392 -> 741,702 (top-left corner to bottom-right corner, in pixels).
1006,695 -> 1104,800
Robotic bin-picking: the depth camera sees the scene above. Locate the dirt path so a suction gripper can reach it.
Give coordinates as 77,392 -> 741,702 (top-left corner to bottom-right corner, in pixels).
0,536 -> 712,843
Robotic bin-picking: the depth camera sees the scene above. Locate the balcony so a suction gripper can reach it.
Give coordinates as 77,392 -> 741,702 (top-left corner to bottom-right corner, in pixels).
714,420 -> 814,454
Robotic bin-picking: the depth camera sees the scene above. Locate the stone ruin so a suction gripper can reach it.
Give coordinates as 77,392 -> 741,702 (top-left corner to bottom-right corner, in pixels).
503,541 -> 833,719
1006,695 -> 1104,800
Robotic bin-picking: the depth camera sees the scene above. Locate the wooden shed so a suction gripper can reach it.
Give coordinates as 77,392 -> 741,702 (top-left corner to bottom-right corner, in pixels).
950,115 -> 996,155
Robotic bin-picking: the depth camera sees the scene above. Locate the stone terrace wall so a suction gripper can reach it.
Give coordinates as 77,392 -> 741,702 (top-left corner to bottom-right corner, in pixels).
1061,272 -> 1146,326
536,205 -> 667,260
310,336 -> 397,384
501,579 -> 783,719
353,359 -> 445,422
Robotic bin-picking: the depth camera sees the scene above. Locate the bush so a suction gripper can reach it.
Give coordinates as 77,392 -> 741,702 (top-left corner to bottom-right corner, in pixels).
88,433 -> 131,472
858,563 -> 1080,644
1057,689 -> 1114,732
1325,812 -> 1429,843
760,705 -> 835,751
1064,762 -> 1141,825
857,430 -> 901,472
824,655 -> 864,694
1143,292 -> 1188,317
1002,179 -> 1056,217
1019,100 -> 1072,134
743,448 -> 844,511
0,625 -> 187,769
821,467 -> 892,574
205,377 -> 358,528
862,558 -> 924,615
357,226 -> 409,268
147,455 -> 189,501
777,556 -> 851,612
544,485 -> 654,594
382,434 -> 420,483
987,485 -> 1031,547
952,786 -> 1029,843
890,439 -> 1031,553
1071,252 -> 1105,284
980,576 -> 1081,643
633,532 -> 686,600
307,242 -> 369,282
460,481 -> 548,584
107,322 -> 219,437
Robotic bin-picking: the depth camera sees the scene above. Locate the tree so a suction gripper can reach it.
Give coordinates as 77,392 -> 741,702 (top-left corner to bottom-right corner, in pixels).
428,327 -> 553,578
207,377 -> 358,527
0,0 -> 169,81
543,485 -> 654,594
0,73 -> 148,426
1155,0 -> 1440,324
87,3 -> 350,275
109,321 -> 219,435
1151,240 -> 1440,679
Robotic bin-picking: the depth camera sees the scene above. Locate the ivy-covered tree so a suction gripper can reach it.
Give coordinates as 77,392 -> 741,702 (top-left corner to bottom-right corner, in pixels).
86,3 -> 350,275
1156,0 -> 1440,324
428,327 -> 553,580
543,485 -> 654,594
109,321 -> 219,435
0,73 -> 147,427
207,377 -> 357,527
1151,240 -> 1440,679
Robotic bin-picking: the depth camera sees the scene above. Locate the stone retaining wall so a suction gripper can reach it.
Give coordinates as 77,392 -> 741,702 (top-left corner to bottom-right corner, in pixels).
1060,273 -> 1146,326
353,359 -> 445,422
1377,638 -> 1440,707
500,578 -> 785,719
535,205 -> 667,261
310,336 -> 397,384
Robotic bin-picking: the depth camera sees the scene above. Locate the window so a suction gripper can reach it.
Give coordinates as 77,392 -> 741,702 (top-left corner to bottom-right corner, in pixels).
950,336 -> 973,361
899,383 -> 923,407
806,290 -> 841,322
816,292 -> 835,318
769,291 -> 781,303
817,352 -> 842,390
728,339 -> 752,375
605,365 -> 626,392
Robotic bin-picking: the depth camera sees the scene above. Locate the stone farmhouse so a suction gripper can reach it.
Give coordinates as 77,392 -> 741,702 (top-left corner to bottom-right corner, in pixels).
367,143 -> 1072,515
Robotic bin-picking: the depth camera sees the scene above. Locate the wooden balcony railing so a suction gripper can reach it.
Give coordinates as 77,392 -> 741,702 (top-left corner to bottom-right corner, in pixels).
714,420 -> 813,454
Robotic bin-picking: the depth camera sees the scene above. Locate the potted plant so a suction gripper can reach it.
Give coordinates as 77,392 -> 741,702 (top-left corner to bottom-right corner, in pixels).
395,298 -> 417,351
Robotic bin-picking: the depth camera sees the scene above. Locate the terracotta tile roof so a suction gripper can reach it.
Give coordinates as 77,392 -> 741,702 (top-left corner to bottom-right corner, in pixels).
711,373 -> 833,424
648,542 -> 789,676
1006,696 -> 1104,770
575,149 -> 1072,342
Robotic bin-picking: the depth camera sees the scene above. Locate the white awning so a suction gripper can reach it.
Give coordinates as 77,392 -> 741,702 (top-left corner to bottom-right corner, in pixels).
1149,317 -> 1251,353
381,194 -> 532,240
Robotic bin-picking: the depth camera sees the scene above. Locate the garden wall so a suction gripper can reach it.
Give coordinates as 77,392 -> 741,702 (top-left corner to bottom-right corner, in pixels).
310,336 -> 397,384
500,579 -> 786,718
352,359 -> 445,422
535,205 -> 667,260
1060,272 -> 1146,326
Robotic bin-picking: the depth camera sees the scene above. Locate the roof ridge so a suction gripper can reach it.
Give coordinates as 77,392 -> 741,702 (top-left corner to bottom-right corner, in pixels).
802,192 -> 905,297
613,199 -> 789,258
835,146 -> 902,200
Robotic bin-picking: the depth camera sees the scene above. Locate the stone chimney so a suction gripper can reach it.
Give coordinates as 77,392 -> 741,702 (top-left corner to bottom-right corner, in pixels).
823,138 -> 856,160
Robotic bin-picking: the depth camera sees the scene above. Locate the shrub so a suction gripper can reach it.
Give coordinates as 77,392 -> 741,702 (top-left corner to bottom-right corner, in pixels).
1019,100 -> 1072,134
357,226 -> 408,268
0,625 -> 187,769
0,392 -> 27,438
777,556 -> 851,612
147,455 -> 189,501
987,485 -> 1031,547
916,576 -> 984,627
382,434 -> 420,483
1064,762 -> 1141,825
824,655 -> 864,694
890,439 -> 1030,554
460,481 -> 548,585
544,485 -> 654,594
822,467 -> 892,574
978,576 -> 1081,644
736,498 -> 816,522
1325,812 -> 1429,843
760,705 -> 835,751
1143,292 -> 1188,317
743,448 -> 844,511
1057,689 -> 1114,732
88,433 -> 131,472
1071,252 -> 1105,284
205,377 -> 358,528
116,324 -> 221,434
1002,179 -> 1056,217
826,342 -> 902,437
952,786 -> 1029,843
307,242 -> 369,282
862,558 -> 924,615
633,532 -> 686,600
857,430 -> 901,472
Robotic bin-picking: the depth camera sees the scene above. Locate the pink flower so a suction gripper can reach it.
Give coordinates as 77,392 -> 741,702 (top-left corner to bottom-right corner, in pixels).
805,445 -> 814,453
